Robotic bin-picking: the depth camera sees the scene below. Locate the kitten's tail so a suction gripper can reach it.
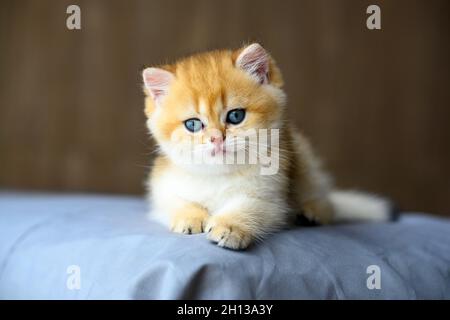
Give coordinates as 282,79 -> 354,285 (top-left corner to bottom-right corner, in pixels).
330,190 -> 399,223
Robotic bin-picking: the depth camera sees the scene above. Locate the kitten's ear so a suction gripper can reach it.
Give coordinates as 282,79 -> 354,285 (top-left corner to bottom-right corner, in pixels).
142,67 -> 174,105
235,43 -> 269,84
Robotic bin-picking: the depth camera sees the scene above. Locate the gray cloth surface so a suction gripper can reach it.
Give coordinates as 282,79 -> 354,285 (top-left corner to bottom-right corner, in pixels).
0,192 -> 449,299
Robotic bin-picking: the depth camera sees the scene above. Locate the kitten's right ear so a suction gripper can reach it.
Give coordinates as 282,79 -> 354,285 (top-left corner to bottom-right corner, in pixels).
142,67 -> 174,105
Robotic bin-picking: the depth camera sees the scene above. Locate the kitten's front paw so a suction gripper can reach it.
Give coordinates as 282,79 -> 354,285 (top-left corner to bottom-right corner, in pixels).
170,206 -> 209,234
205,216 -> 252,250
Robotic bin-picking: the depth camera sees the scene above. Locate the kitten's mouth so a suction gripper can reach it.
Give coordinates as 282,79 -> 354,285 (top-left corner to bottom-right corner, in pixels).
211,145 -> 227,157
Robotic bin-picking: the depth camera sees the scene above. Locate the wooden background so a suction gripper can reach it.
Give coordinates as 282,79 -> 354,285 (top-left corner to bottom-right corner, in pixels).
0,0 -> 449,216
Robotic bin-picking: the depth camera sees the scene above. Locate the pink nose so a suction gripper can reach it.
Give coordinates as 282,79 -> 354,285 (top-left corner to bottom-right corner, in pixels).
210,135 -> 224,145
210,135 -> 225,155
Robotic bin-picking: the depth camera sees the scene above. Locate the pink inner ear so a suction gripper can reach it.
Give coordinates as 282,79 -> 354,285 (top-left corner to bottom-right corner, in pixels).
142,68 -> 174,101
236,43 -> 269,84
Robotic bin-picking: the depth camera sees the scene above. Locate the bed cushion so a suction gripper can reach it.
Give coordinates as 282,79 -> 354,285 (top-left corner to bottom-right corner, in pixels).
0,192 -> 449,299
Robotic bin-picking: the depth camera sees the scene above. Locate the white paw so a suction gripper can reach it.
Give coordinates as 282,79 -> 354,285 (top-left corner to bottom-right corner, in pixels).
205,218 -> 252,250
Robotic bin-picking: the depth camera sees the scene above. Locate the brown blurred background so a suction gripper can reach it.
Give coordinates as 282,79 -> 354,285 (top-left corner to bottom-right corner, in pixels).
0,0 -> 449,216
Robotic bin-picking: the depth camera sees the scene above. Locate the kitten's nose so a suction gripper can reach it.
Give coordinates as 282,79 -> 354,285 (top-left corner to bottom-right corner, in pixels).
210,134 -> 225,156
210,135 -> 224,144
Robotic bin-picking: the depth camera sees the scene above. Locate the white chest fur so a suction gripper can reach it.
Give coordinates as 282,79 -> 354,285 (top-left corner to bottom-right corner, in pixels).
152,164 -> 284,215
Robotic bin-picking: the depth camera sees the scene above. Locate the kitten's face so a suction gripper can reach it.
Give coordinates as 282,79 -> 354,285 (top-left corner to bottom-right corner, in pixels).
143,44 -> 286,173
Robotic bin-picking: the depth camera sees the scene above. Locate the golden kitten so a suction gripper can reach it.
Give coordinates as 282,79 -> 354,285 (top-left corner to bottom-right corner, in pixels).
142,43 -> 393,250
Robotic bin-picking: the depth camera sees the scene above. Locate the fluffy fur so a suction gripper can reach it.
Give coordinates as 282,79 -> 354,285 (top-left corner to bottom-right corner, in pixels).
142,43 -> 392,250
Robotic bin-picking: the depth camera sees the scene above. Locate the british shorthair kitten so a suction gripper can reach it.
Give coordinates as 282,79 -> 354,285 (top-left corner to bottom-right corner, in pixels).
142,43 -> 393,250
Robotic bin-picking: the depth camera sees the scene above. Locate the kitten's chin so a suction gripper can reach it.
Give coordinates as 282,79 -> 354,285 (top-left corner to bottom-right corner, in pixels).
159,144 -> 257,175
166,153 -> 253,175
176,162 -> 252,175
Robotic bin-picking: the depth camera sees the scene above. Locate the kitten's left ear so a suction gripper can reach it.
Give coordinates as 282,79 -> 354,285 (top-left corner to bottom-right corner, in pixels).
142,67 -> 174,106
235,43 -> 269,84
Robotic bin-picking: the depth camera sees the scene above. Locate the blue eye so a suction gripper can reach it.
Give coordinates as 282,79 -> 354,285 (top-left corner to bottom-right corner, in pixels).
184,118 -> 203,132
226,109 -> 246,125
